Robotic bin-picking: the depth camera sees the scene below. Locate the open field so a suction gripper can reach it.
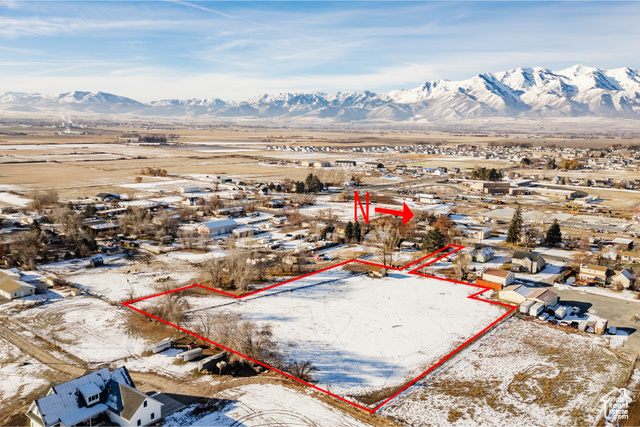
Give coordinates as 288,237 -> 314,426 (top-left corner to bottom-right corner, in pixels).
164,383 -> 372,427
131,259 -> 510,407
13,296 -> 149,363
379,318 -> 634,426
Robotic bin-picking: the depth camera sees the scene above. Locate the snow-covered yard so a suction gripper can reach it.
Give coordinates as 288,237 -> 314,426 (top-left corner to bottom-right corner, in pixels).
380,318 -> 633,426
0,339 -> 54,406
0,191 -> 31,207
14,296 -> 148,363
140,266 -> 508,403
40,254 -> 200,303
163,384 -> 370,427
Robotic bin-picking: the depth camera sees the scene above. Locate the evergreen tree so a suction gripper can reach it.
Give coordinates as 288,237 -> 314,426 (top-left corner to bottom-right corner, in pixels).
353,221 -> 361,242
546,219 -> 562,247
295,181 -> 306,193
506,206 -> 523,245
422,227 -> 445,254
84,204 -> 97,217
344,221 -> 354,241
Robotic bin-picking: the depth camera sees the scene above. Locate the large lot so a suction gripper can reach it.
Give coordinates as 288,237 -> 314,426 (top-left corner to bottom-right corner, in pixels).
133,263 -> 509,406
379,318 -> 634,426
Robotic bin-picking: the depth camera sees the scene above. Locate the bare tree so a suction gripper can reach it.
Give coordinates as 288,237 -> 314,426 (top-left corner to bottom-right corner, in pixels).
9,231 -> 41,269
373,220 -> 400,266
452,252 -> 472,281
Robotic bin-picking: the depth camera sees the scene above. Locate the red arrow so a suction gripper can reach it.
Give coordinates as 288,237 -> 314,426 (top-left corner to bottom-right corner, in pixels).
374,203 -> 414,225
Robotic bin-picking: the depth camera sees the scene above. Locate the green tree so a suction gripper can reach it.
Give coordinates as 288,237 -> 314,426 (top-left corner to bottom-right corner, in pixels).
546,219 -> 562,247
84,204 -> 98,217
295,181 -> 306,193
422,227 -> 445,254
353,221 -> 361,242
506,206 -> 523,245
305,173 -> 324,193
344,221 -> 354,241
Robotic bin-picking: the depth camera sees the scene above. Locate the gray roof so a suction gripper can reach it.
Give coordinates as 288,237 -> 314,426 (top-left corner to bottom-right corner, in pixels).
33,367 -> 134,427
200,218 -> 237,229
511,285 -> 535,298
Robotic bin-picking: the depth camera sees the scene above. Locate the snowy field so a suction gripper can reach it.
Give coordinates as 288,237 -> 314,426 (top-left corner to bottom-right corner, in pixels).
380,318 -> 633,426
163,384 -> 370,427
40,254 -> 200,303
0,191 -> 31,207
145,266 -> 508,402
14,296 -> 148,363
0,339 -> 54,406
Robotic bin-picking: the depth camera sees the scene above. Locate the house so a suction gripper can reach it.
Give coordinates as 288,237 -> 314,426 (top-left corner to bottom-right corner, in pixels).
472,247 -> 494,263
527,289 -> 559,307
465,227 -> 492,240
611,269 -> 634,289
26,367 -> 163,427
602,248 -> 620,261
0,270 -> 36,299
196,218 -> 238,236
511,250 -> 546,273
579,264 -> 613,284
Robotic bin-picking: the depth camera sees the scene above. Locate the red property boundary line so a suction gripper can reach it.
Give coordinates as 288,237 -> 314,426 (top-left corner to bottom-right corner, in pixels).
122,244 -> 517,413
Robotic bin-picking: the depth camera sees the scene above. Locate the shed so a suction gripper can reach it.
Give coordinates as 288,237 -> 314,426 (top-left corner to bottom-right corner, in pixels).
482,268 -> 515,287
499,284 -> 534,305
520,300 -> 535,314
0,279 -> 36,300
527,289 -> 559,307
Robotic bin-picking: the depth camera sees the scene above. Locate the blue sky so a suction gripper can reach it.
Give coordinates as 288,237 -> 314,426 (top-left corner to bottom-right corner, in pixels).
1,1 -> 639,101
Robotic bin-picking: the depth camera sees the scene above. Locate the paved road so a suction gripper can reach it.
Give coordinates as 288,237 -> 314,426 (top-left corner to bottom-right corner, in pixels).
552,287 -> 640,353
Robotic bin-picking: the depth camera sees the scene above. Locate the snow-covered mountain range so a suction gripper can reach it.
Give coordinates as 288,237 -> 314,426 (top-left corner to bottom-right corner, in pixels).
2,65 -> 640,122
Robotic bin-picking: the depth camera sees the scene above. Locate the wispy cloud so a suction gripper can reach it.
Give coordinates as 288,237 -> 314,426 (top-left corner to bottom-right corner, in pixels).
1,1 -> 639,101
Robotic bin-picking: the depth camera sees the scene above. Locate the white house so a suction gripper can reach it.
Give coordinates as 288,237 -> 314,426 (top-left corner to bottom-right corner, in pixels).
611,269 -> 634,289
26,367 -> 163,427
197,218 -> 238,236
472,247 -> 494,263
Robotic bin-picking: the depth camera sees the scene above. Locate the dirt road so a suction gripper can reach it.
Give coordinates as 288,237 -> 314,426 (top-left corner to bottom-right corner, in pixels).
0,318 -> 395,427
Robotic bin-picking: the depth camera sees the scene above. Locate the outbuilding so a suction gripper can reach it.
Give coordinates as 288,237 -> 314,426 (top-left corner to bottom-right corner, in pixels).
197,218 -> 238,236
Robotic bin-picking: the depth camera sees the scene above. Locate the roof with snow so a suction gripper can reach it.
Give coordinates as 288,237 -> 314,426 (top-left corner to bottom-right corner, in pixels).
199,218 -> 237,229
502,284 -> 534,298
31,367 -> 145,427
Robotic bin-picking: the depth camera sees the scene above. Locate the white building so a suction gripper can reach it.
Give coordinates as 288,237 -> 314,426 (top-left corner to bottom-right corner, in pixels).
26,367 -> 163,427
197,218 -> 238,236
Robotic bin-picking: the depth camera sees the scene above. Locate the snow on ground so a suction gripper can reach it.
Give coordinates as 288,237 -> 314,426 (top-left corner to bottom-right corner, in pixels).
514,260 -> 566,283
163,249 -> 228,264
0,191 -> 31,207
380,318 -> 633,426
555,283 -> 640,303
534,246 -> 576,259
14,296 -> 148,363
121,348 -> 199,378
163,384 -> 370,427
0,338 -> 54,405
40,254 -> 200,303
164,267 -> 507,400
470,253 -> 509,272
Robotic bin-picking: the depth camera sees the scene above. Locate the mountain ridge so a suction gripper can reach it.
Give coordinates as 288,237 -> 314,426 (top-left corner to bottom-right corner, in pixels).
2,65 -> 640,122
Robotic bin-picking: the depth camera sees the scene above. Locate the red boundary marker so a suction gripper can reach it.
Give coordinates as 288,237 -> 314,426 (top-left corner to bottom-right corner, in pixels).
122,244 -> 517,413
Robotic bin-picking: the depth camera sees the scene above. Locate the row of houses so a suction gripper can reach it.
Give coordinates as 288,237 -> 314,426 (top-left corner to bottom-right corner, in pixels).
578,264 -> 634,288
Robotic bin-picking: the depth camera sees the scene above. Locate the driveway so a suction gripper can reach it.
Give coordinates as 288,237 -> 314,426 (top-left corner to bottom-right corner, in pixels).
552,287 -> 640,354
